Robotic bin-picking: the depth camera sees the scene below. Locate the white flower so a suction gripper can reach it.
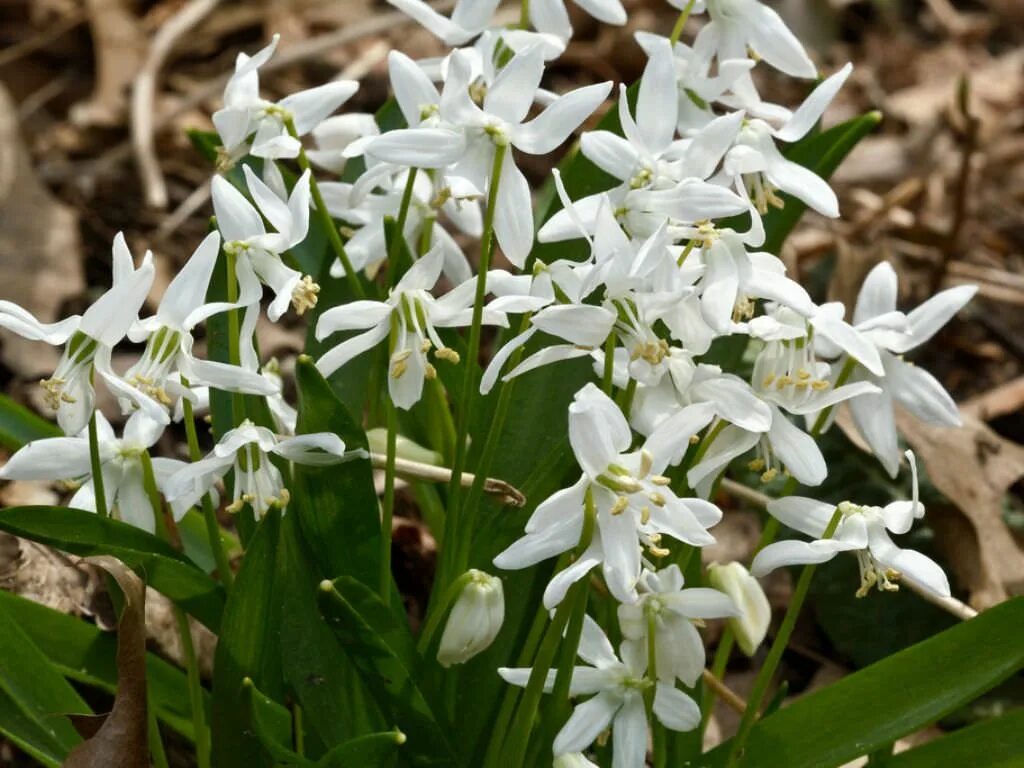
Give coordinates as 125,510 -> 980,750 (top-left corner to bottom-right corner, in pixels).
494,384 -> 722,607
307,113 -> 380,173
121,232 -> 277,412
0,233 -> 158,435
836,262 -> 977,476
315,244 -> 507,409
751,451 -> 950,599
694,0 -> 817,80
319,164 -> 480,284
211,166 -> 315,321
707,561 -> 770,656
436,47 -> 611,265
437,569 -> 505,667
164,420 -> 359,520
618,565 -> 737,686
722,64 -> 852,221
213,35 -> 359,161
0,412 -> 177,532
499,617 -> 700,768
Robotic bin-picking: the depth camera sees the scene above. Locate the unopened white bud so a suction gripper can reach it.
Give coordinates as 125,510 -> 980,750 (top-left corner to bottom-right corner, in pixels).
366,428 -> 442,466
708,562 -> 770,657
437,570 -> 504,668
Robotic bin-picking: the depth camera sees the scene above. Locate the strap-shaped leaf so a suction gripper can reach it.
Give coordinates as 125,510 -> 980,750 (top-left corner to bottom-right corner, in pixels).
0,506 -> 225,632
884,708 -> 1024,768
317,579 -> 454,766
0,600 -> 88,765
0,393 -> 59,450
0,590 -> 202,740
703,597 -> 1024,767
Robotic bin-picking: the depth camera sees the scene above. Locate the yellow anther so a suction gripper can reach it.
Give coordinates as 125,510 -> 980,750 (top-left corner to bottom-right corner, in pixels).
689,435 -> 700,445
760,468 -> 778,483
391,359 -> 408,379
424,363 -> 437,380
647,492 -> 666,508
650,474 -> 671,486
811,379 -> 830,391
797,368 -> 811,380
435,347 -> 460,364
648,544 -> 671,558
775,375 -> 793,390
640,506 -> 651,524
610,496 -> 629,516
747,458 -> 765,472
639,450 -> 653,479
291,275 -> 320,315
762,374 -> 775,388
421,339 -> 433,353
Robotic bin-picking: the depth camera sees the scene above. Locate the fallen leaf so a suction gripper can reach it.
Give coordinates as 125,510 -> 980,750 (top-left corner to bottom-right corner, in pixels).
64,555 -> 148,768
887,410 -> 1024,608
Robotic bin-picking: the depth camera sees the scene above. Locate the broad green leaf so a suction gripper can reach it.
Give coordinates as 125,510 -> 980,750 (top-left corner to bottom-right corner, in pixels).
318,580 -> 454,766
0,590 -> 202,739
278,510 -> 382,752
703,597 -> 1024,767
0,394 -> 59,450
884,708 -> 1024,768
242,678 -> 312,767
211,509 -> 286,768
0,600 -> 87,765
292,357 -> 381,589
330,576 -> 418,671
0,506 -> 224,632
317,730 -> 406,767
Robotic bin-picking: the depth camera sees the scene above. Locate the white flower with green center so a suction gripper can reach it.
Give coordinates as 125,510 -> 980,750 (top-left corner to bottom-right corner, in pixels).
315,244 -> 507,409
211,166 -> 316,322
213,34 -> 359,163
0,412 -> 178,532
164,420 -> 361,520
618,565 -> 737,686
499,616 -> 699,768
122,232 -> 277,413
751,451 -> 950,599
494,384 -> 722,607
0,233 -> 158,435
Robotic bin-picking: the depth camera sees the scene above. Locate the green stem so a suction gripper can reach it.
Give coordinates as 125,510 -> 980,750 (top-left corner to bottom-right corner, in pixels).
381,396 -> 398,605
519,0 -> 531,29
140,451 -> 209,768
669,0 -> 696,46
285,118 -> 364,297
601,333 -> 616,394
181,381 -> 234,589
724,508 -> 843,767
617,378 -> 638,416
385,168 -> 419,287
148,698 -> 171,768
646,610 -> 662,758
700,629 -> 734,733
88,412 -> 108,518
443,143 -> 507,583
223,250 -> 246,425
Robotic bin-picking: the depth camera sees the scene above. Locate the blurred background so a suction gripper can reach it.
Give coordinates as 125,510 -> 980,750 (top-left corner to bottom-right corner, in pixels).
1,0 -> 1023,761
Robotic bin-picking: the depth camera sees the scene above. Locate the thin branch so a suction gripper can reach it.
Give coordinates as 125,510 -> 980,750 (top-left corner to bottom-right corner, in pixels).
719,478 -> 979,622
369,453 -> 526,507
702,669 -> 747,715
131,0 -> 221,209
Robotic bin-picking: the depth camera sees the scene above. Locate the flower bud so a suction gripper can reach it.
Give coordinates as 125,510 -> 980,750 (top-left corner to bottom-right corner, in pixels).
366,428 -> 442,466
708,562 -> 770,657
437,570 -> 504,668
554,754 -> 599,768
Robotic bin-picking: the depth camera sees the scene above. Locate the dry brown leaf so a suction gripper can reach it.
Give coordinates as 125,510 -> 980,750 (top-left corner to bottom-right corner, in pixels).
895,409 -> 1024,608
65,556 -> 149,768
0,84 -> 84,378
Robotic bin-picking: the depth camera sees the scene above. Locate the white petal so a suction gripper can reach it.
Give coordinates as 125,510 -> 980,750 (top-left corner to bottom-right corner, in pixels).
768,409 -> 826,486
279,80 -> 359,136
746,4 -> 817,79
766,496 -> 836,539
543,548 -> 601,609
810,308 -> 883,376
316,322 -> 390,377
868,526 -> 950,598
580,131 -> 640,182
480,326 -> 537,395
672,588 -> 740,619
898,284 -> 977,352
485,46 -> 544,124
848,381 -> 901,478
574,0 -> 627,24
316,301 -> 392,338
653,684 -> 700,732
750,539 -> 844,576
569,383 -> 632,475
491,155 -> 534,268
366,128 -> 467,168
636,38 -> 677,153
853,262 -> 899,325
212,175 -> 265,242
764,154 -> 839,219
775,63 -> 853,143
885,356 -> 960,427
80,260 -> 155,346
529,0 -> 572,40
577,614 -> 618,667
513,82 -> 613,155
272,432 -> 350,464
533,304 -> 615,347
0,437 -> 94,480
554,692 -> 620,757
612,694 -> 648,768
642,402 -> 717,470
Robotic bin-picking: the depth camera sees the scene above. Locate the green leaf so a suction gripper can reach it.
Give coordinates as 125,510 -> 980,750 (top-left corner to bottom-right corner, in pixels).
703,597 -> 1024,767
330,576 -> 418,671
242,677 -> 312,767
211,509 -> 286,768
0,599 -> 88,765
292,357 -> 381,589
318,580 -> 454,766
277,510 -> 382,751
0,590 -> 203,740
0,394 -> 60,451
0,506 -> 225,632
884,709 -> 1024,768
317,730 -> 406,767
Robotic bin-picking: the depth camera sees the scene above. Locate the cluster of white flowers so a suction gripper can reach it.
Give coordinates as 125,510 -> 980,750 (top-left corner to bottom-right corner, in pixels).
0,0 -> 974,764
